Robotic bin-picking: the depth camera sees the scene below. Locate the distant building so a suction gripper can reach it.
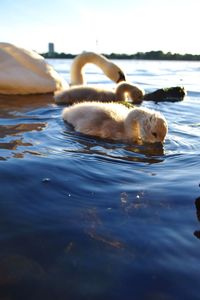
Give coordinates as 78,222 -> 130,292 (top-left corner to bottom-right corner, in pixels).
48,43 -> 55,56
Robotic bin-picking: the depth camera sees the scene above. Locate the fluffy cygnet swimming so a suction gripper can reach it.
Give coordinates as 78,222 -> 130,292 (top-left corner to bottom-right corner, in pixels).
62,102 -> 168,144
55,82 -> 145,105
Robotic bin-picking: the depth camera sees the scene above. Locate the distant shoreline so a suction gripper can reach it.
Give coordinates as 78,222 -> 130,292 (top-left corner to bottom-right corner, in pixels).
41,50 -> 200,61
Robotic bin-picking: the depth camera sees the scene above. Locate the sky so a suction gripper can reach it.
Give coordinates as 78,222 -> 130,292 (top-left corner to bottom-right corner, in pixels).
1,0 -> 200,55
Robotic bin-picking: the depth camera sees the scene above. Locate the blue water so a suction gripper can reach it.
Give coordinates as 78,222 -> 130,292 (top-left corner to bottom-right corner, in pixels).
0,59 -> 200,299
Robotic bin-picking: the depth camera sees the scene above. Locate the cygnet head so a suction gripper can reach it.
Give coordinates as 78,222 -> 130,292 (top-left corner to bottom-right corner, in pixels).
139,110 -> 168,143
129,85 -> 145,103
126,107 -> 168,144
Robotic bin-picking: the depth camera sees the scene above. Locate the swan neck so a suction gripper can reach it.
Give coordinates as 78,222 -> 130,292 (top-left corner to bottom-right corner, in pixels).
70,52 -> 110,86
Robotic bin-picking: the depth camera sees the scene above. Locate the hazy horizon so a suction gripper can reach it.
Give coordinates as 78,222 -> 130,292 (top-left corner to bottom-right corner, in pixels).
1,0 -> 200,55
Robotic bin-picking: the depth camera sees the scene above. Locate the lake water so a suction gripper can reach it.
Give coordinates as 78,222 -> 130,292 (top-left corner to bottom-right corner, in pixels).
0,59 -> 200,299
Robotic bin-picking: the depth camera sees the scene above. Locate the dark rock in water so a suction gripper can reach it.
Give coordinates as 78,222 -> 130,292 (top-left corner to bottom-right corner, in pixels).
144,86 -> 186,102
195,196 -> 200,221
194,230 -> 200,239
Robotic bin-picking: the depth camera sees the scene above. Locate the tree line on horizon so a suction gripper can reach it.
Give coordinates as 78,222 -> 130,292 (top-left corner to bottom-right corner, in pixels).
41,50 -> 200,61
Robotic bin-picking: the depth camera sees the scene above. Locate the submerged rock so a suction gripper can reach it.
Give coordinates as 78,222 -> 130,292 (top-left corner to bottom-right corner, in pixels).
0,255 -> 45,285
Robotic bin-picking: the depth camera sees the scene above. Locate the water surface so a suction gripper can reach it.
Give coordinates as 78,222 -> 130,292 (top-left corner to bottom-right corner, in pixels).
0,59 -> 200,300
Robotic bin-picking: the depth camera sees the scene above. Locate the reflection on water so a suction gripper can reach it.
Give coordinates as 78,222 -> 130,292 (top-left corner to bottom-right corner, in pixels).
0,123 -> 46,138
0,122 -> 47,160
0,139 -> 32,150
0,94 -> 52,160
0,122 -> 46,158
0,93 -> 54,118
0,60 -> 200,300
62,130 -> 165,164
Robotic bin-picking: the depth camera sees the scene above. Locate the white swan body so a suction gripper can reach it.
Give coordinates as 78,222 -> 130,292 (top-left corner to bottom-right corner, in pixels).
70,52 -> 126,86
0,43 -> 68,94
62,102 -> 168,144
55,82 -> 145,104
0,43 -> 126,95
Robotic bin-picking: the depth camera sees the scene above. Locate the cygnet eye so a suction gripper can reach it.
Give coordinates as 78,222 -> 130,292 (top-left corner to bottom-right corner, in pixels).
152,132 -> 157,138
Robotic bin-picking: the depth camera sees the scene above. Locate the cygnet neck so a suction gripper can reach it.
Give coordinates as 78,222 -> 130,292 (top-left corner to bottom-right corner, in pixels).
115,82 -> 144,103
115,82 -> 133,101
124,108 -> 145,141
